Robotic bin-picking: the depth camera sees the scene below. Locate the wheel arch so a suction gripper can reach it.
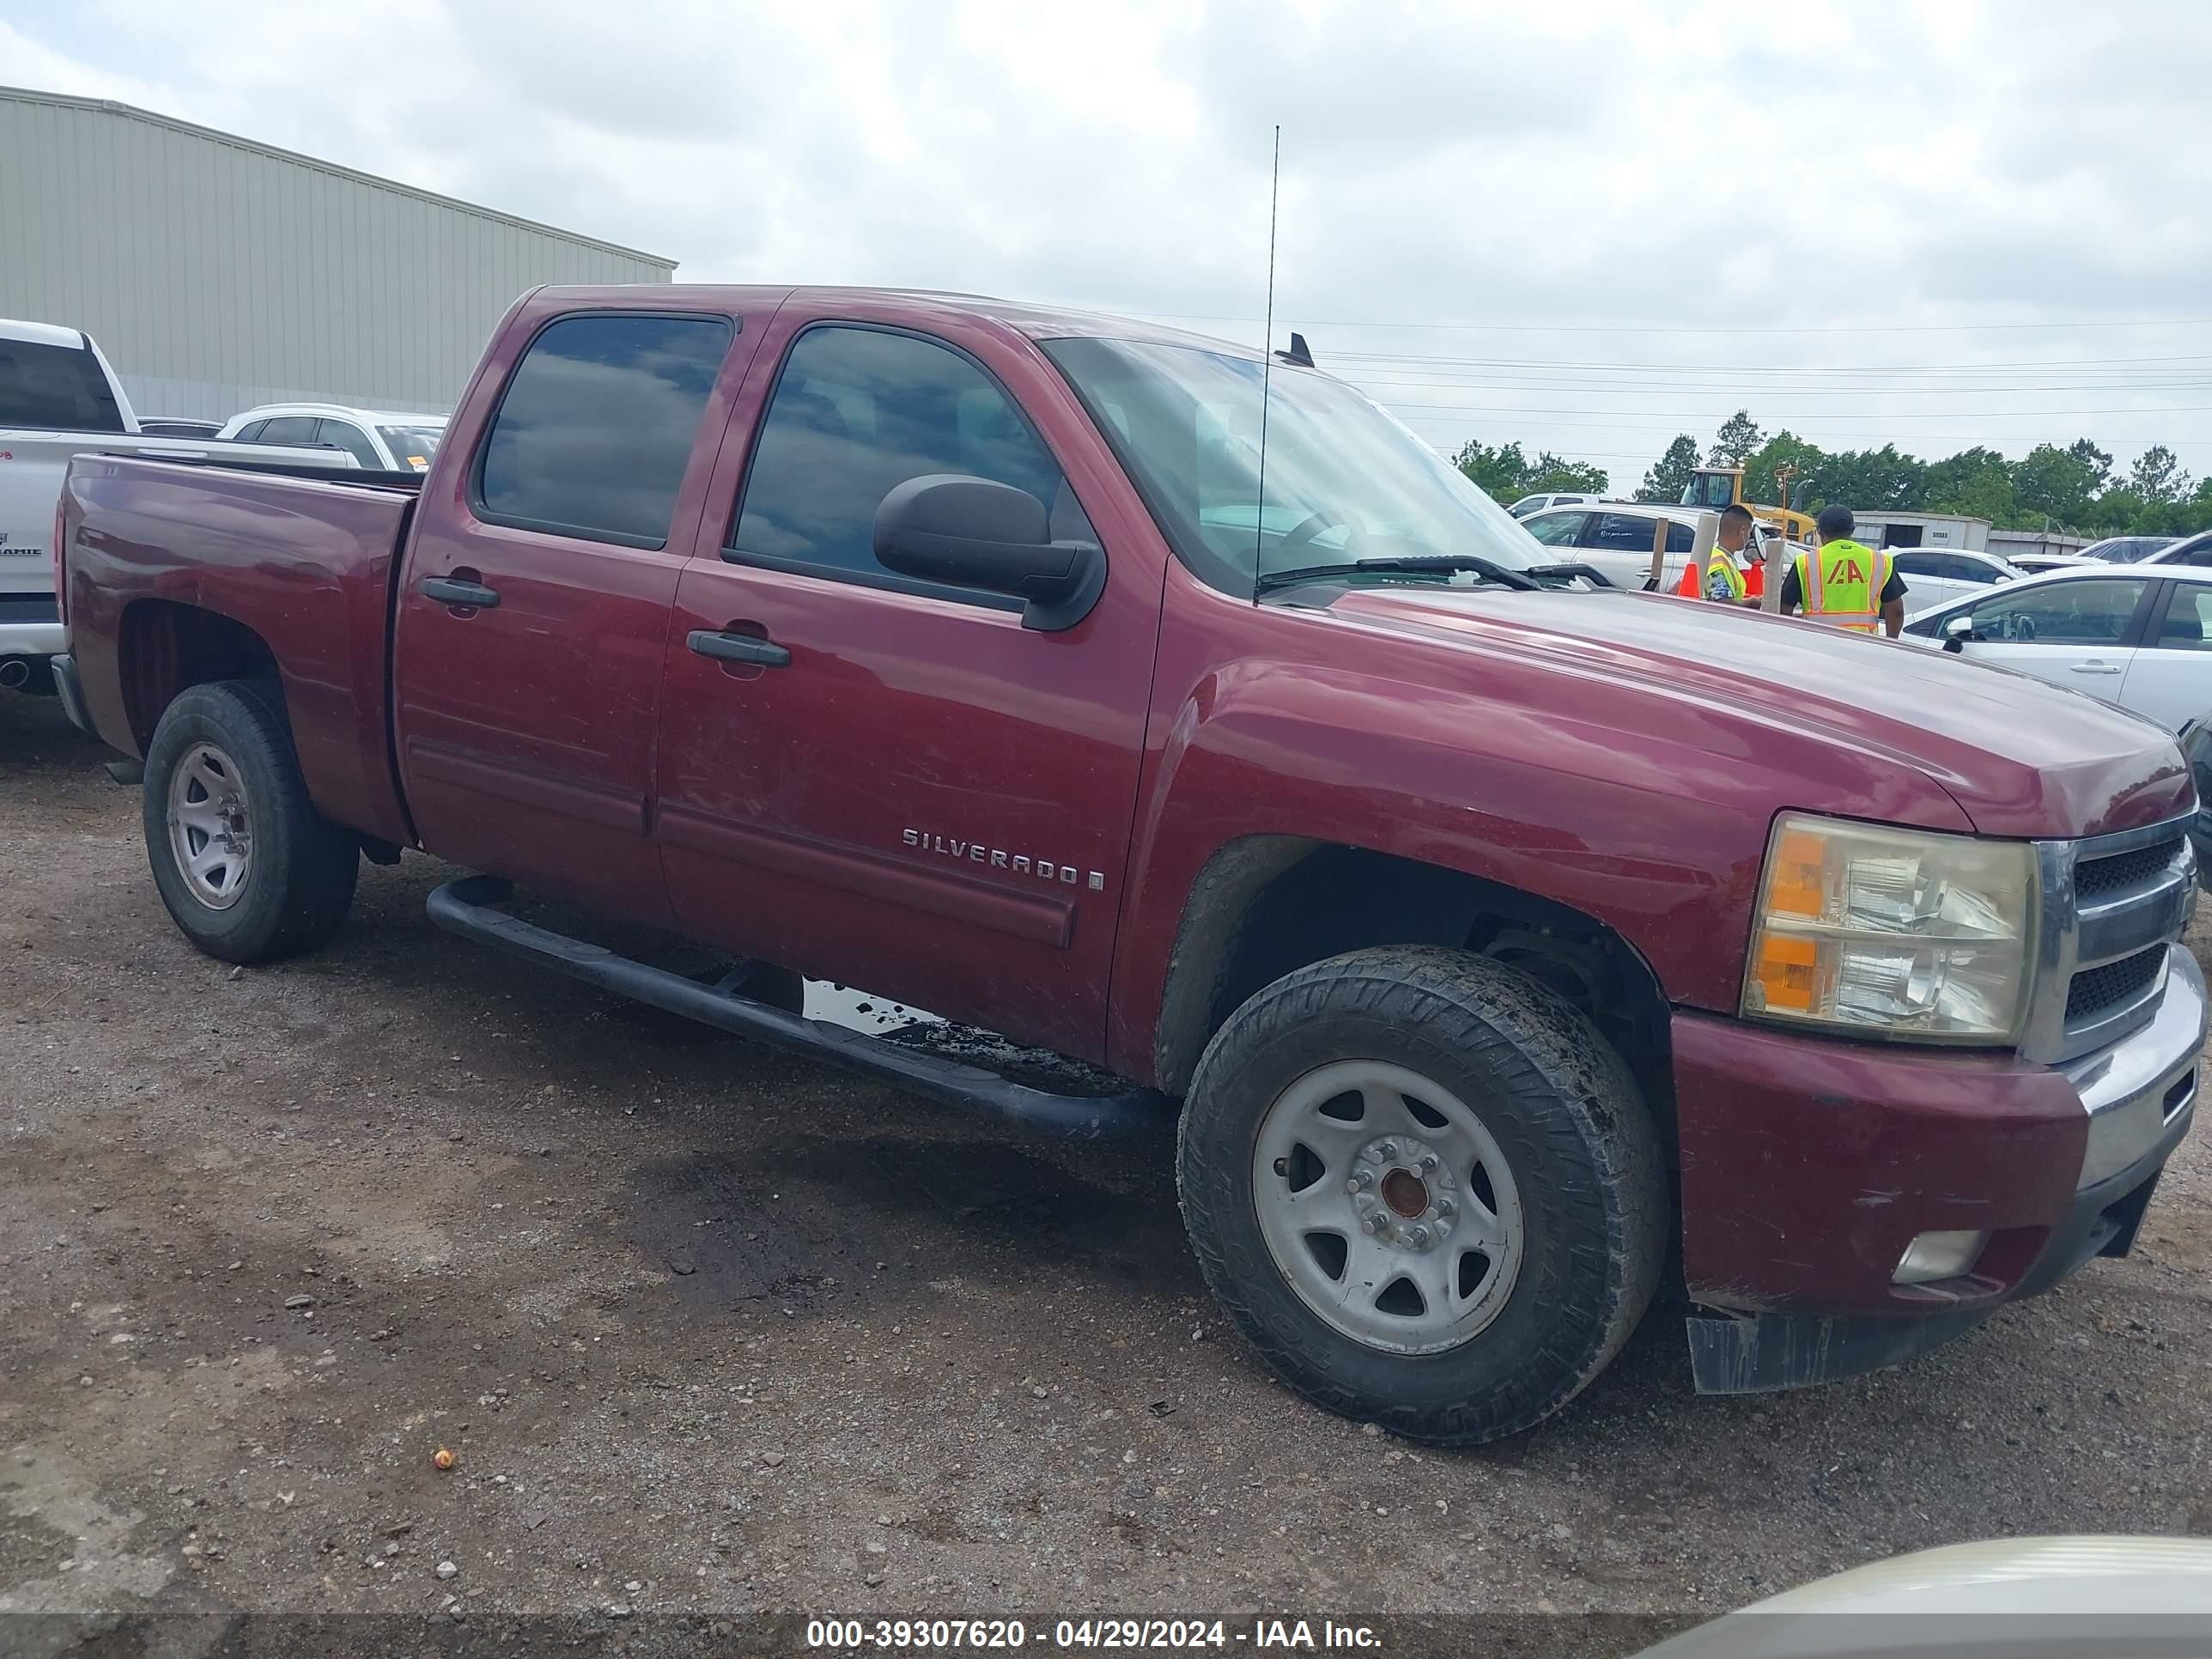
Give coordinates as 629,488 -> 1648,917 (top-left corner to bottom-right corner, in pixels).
117,599 -> 282,754
1152,836 -> 1675,1126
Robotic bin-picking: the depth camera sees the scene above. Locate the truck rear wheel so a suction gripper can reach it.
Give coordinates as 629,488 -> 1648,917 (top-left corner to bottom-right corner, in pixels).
1177,945 -> 1665,1445
142,680 -> 359,964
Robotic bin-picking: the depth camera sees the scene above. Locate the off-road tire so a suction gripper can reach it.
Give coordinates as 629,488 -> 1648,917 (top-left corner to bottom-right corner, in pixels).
143,680 -> 360,963
1177,945 -> 1666,1445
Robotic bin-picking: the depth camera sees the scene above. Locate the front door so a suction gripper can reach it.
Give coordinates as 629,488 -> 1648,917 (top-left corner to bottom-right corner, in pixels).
653,316 -> 1161,1060
393,307 -> 756,924
1947,574 -> 2158,704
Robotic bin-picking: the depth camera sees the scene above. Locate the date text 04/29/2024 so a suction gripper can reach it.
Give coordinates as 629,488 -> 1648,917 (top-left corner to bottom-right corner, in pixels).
804,1620 -> 1382,1650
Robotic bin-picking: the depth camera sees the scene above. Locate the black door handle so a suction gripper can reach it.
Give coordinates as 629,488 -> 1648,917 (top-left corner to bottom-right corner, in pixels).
421,576 -> 501,610
688,629 -> 791,668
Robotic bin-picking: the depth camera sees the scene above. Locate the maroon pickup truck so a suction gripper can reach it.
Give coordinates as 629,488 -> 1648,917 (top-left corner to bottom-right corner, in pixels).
52,285 -> 2204,1443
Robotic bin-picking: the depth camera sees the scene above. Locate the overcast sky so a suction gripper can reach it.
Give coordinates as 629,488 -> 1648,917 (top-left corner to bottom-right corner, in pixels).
6,0 -> 2208,494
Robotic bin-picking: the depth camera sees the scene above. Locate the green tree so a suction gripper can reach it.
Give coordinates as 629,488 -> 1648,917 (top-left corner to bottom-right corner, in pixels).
2068,438 -> 2114,493
2012,441 -> 2104,527
1708,409 -> 1764,469
1923,446 -> 2017,523
1813,445 -> 1926,512
1523,451 -> 1610,497
1636,434 -> 1700,502
1453,439 -> 1534,504
2130,444 -> 2191,505
1741,430 -> 1826,514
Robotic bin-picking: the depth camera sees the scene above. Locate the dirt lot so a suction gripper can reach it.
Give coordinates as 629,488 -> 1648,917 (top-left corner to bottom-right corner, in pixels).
4,690 -> 2211,1645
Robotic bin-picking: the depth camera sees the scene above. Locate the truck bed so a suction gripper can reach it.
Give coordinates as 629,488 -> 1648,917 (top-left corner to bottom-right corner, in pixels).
61,453 -> 420,845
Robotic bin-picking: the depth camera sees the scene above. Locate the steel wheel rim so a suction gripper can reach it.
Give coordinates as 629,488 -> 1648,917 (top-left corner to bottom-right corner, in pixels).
1251,1058 -> 1525,1355
167,741 -> 253,910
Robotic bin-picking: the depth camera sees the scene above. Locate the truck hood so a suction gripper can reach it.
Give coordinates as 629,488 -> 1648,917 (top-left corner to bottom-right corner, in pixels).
1325,586 -> 2193,840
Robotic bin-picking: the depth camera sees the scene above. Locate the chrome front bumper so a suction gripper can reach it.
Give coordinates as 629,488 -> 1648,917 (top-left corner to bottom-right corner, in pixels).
2062,943 -> 2204,1188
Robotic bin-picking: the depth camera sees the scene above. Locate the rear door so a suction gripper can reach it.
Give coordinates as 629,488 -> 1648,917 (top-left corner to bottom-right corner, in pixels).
1585,510 -> 1685,591
314,418 -> 384,470
1893,550 -> 1969,614
653,313 -> 1162,1058
1948,574 -> 2159,702
392,304 -> 764,924
2118,580 -> 2212,729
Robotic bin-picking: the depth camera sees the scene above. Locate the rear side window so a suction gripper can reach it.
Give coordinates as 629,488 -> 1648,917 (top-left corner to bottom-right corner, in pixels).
316,419 -> 382,468
477,313 -> 732,549
1522,512 -> 1584,547
258,416 -> 319,447
0,335 -> 125,432
1590,513 -> 1665,553
1666,522 -> 1694,554
732,325 -> 1070,583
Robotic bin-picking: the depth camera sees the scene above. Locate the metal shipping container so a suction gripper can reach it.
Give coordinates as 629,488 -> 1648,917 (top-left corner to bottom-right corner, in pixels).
0,85 -> 676,422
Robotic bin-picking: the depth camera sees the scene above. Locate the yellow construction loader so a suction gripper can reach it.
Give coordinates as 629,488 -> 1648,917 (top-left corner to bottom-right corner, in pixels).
1680,463 -> 1817,543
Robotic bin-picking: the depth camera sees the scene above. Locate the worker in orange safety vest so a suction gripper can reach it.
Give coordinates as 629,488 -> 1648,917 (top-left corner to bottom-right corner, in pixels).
1780,505 -> 1907,636
1673,503 -> 1765,605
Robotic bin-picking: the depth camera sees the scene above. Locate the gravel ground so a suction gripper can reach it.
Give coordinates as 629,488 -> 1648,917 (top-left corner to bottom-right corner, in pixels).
3,690 -> 2209,1644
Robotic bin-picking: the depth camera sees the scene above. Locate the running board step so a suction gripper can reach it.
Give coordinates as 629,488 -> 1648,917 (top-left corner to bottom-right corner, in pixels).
425,874 -> 1170,1139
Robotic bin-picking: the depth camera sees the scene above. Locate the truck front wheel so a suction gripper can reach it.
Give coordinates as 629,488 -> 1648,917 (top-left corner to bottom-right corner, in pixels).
1177,945 -> 1665,1445
142,680 -> 360,963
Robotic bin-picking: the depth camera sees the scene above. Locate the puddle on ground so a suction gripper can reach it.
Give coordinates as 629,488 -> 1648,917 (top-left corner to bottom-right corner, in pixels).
625,1135 -> 1194,1318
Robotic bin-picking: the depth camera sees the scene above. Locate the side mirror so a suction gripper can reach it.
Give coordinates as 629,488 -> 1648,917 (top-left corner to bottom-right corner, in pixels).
872,474 -> 1104,632
1942,612 -> 1976,653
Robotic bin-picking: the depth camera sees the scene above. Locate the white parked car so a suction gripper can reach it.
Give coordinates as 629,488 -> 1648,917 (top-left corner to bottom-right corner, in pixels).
1900,562 -> 2212,730
2138,527 -> 2212,568
1507,490 -> 1601,519
1516,500 -> 1793,593
218,402 -> 448,473
1889,545 -> 2023,617
2008,551 -> 2102,576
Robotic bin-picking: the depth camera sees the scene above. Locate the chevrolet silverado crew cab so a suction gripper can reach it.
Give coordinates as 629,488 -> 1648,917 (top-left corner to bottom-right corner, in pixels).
52,286 -> 2204,1443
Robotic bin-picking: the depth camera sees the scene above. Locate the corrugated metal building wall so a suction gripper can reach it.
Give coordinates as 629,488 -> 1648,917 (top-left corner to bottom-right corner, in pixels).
0,86 -> 676,421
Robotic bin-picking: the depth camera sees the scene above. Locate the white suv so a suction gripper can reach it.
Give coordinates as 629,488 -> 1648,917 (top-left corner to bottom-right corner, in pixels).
218,403 -> 448,473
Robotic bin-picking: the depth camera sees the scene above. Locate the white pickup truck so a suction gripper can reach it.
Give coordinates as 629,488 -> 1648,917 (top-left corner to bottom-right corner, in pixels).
0,319 -> 356,694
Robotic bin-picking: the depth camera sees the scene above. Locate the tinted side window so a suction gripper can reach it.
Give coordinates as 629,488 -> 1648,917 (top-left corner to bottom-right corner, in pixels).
1966,579 -> 2146,645
258,416 -> 319,447
1893,551 -> 1939,580
234,420 -> 268,442
1522,512 -> 1585,547
2181,544 -> 2212,569
477,313 -> 732,548
1666,522 -> 1694,554
1589,513 -> 1663,553
733,326 -> 1067,581
0,335 -> 125,432
316,420 -> 382,468
1947,556 -> 2000,583
2154,587 -> 2212,651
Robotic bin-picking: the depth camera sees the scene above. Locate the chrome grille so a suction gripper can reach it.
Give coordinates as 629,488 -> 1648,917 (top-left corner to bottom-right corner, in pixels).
2076,837 -> 2186,900
2066,944 -> 2166,1022
2022,816 -> 2197,1065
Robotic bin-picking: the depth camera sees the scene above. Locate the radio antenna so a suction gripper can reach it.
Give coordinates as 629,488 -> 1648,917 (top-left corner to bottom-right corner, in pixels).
1251,124 -> 1280,608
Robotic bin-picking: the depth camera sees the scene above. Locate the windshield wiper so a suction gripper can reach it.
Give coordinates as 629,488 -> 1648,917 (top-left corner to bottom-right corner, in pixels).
1255,555 -> 1540,595
1522,561 -> 1617,588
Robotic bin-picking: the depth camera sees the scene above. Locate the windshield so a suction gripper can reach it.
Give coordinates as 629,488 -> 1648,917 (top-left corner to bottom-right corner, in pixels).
1681,470 -> 1736,510
377,422 -> 446,470
1041,337 -> 1544,594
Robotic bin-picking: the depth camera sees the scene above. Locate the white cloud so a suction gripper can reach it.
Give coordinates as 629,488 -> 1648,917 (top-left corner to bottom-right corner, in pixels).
5,0 -> 2208,493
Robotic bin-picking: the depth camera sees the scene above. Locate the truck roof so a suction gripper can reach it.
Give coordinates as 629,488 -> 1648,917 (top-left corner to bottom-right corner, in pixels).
1,317 -> 90,349
532,285 -> 1266,362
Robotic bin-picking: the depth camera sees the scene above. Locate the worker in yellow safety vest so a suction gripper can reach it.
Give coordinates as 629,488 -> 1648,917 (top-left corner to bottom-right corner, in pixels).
1780,505 -> 1907,636
1673,503 -> 1765,605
